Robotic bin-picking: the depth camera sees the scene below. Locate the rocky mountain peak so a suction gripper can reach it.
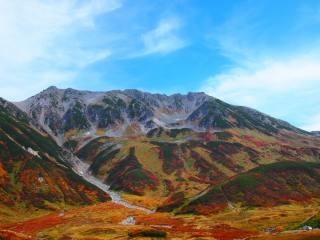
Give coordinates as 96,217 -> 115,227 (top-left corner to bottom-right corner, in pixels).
13,87 -> 306,142
46,85 -> 59,91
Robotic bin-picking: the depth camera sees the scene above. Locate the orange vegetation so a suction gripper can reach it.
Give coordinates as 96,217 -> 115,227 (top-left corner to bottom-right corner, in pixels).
242,135 -> 269,147
0,230 -> 31,240
0,202 -> 260,239
0,163 -> 6,178
121,194 -> 160,209
8,213 -> 65,235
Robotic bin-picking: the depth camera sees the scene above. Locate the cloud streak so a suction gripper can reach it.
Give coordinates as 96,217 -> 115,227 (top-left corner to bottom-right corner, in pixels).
130,17 -> 187,57
201,53 -> 320,130
201,2 -> 320,131
203,53 -> 320,103
0,0 -> 122,101
302,114 -> 320,131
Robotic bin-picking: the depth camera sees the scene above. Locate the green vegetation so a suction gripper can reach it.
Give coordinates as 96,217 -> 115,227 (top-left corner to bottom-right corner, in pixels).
63,101 -> 90,131
63,139 -> 78,151
215,131 -> 233,140
0,100 -> 109,211
0,110 -> 62,161
182,161 -> 320,214
298,212 -> 320,229
89,97 -> 125,128
77,139 -> 100,160
227,173 -> 259,189
90,148 -> 120,174
128,229 -> 167,238
0,98 -> 29,123
103,107 -> 122,127
106,147 -> 159,195
77,137 -> 112,160
252,161 -> 320,174
234,108 -> 279,134
0,130 -> 25,158
300,237 -> 320,240
191,186 -> 223,205
224,161 -> 320,192
128,99 -> 150,120
146,127 -> 163,138
168,128 -> 191,138
151,141 -> 183,174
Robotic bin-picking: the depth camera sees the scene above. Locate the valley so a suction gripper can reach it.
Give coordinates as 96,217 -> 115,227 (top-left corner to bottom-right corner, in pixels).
1,87 -> 320,239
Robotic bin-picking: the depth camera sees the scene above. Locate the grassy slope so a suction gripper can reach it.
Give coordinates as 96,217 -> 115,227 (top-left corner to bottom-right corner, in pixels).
75,127 -> 320,210
180,161 -> 320,214
0,101 -> 109,222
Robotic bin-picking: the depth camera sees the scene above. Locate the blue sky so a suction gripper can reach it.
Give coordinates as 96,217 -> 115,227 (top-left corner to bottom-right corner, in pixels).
0,0 -> 320,131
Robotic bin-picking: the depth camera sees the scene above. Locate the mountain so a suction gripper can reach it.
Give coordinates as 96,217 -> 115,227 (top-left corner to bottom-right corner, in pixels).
0,98 -> 109,212
11,87 -> 320,211
2,86 -> 320,239
13,87 -> 320,213
15,86 -> 305,144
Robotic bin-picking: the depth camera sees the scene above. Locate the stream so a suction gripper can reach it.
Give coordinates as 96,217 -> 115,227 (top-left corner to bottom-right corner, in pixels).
67,155 -> 175,228
70,156 -> 155,214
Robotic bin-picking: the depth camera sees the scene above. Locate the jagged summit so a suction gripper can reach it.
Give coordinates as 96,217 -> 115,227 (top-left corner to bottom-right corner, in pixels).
46,85 -> 59,91
14,87 -> 304,143
41,86 -> 209,98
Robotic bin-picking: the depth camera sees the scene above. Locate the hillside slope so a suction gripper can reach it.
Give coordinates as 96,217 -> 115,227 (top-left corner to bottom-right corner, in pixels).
179,161 -> 320,214
0,98 -> 109,212
73,127 -> 320,210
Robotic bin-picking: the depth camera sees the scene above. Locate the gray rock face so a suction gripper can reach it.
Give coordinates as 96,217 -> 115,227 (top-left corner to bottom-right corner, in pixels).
14,86 -> 305,142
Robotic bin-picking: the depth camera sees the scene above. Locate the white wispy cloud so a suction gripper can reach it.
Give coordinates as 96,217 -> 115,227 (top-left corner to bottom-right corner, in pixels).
202,53 -> 320,106
131,17 -> 187,57
201,3 -> 320,131
0,0 -> 121,101
207,4 -> 266,64
302,114 -> 320,131
201,53 -> 320,130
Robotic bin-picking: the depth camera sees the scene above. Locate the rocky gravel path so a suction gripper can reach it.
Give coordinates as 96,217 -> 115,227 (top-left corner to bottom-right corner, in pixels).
70,156 -> 155,214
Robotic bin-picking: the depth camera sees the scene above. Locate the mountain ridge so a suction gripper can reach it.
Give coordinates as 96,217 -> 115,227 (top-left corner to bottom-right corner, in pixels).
14,86 -> 307,144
